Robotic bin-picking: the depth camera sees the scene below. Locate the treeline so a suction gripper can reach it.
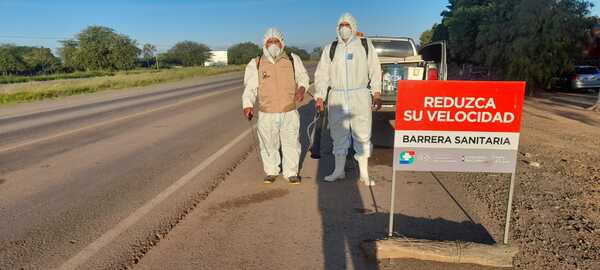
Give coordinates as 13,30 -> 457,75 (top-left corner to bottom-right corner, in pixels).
0,26 -> 216,76
1,25 -> 309,77
0,45 -> 62,76
421,0 -> 599,89
58,26 -> 218,71
59,26 -> 141,71
226,42 -> 310,65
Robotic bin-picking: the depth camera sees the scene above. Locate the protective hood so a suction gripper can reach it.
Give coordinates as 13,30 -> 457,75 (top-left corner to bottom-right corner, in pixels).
262,27 -> 286,64
336,12 -> 358,43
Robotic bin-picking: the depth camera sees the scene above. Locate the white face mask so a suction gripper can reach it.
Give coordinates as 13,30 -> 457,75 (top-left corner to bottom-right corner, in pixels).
339,26 -> 352,40
267,44 -> 281,58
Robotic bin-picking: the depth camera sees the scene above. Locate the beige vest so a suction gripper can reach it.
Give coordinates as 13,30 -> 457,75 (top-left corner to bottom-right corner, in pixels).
257,54 -> 297,113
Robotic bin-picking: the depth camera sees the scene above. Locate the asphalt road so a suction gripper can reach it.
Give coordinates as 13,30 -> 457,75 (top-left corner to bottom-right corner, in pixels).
0,68 -> 312,270
0,65 -> 508,270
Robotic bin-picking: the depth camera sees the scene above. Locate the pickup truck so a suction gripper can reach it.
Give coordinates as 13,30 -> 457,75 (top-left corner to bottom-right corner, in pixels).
369,36 -> 447,112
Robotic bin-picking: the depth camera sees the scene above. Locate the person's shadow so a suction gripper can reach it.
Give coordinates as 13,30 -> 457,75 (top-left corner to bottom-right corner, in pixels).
313,105 -> 496,269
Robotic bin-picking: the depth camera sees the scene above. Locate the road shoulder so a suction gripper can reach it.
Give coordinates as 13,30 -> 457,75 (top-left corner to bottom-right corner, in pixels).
135,109 -> 498,270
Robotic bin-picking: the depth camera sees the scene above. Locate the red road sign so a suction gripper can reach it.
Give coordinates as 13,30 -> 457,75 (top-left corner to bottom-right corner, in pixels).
395,81 -> 526,132
393,80 -> 526,173
388,80 -> 526,243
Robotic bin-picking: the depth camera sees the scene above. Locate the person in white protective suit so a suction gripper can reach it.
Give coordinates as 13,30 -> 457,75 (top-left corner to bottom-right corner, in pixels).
314,12 -> 382,186
242,28 -> 310,184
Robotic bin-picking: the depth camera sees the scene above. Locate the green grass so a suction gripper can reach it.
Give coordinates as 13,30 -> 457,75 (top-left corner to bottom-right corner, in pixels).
0,65 -> 244,106
0,71 -> 116,84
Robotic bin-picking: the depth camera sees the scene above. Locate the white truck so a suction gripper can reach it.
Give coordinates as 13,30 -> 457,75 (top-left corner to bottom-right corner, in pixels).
369,36 -> 447,112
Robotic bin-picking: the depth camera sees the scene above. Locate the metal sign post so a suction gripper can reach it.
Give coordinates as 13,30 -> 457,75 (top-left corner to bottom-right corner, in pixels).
388,170 -> 396,237
503,171 -> 517,244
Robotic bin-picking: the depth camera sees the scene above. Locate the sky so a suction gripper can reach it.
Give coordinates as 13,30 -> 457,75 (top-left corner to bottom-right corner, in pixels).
0,0 -> 599,54
0,0 -> 450,53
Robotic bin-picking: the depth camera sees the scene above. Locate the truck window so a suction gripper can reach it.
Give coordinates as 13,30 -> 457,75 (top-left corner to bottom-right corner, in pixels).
372,40 -> 415,58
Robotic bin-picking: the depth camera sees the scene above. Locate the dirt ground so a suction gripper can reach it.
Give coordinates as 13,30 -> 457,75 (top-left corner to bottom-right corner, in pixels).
135,97 -> 502,270
446,90 -> 600,269
133,90 -> 599,270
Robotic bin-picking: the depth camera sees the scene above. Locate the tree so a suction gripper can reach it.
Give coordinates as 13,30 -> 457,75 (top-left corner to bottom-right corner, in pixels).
142,43 -> 157,68
420,26 -> 434,46
58,25 -> 140,71
76,26 -> 117,70
23,47 -> 61,74
431,0 -> 595,92
155,53 -> 169,69
227,42 -> 261,65
109,35 -> 141,70
441,0 -> 491,64
58,39 -> 81,71
506,0 -> 594,91
284,46 -> 310,60
0,44 -> 60,75
431,22 -> 449,43
421,22 -> 449,45
164,41 -> 211,66
0,45 -> 26,76
310,47 -> 323,61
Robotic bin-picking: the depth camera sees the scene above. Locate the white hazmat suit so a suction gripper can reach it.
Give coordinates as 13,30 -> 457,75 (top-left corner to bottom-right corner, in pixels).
314,13 -> 382,185
242,28 -> 310,179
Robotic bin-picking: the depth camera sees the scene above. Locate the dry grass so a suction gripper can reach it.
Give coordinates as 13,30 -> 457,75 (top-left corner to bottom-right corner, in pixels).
0,65 -> 244,105
0,71 -> 115,84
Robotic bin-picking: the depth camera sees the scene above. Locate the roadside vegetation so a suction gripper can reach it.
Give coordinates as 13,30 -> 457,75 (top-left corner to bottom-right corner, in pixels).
0,26 -> 220,77
226,41 -> 310,65
0,71 -> 115,84
420,0 -> 599,93
0,65 -> 243,105
0,24 -> 313,106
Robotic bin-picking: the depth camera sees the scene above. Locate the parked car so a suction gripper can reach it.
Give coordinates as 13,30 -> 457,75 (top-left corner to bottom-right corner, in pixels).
553,66 -> 600,91
368,36 -> 447,112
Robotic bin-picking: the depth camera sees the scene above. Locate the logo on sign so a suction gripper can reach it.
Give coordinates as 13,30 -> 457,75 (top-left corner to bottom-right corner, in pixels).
399,151 -> 416,165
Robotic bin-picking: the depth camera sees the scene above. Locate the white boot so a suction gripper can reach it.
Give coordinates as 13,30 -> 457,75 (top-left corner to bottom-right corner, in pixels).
357,157 -> 375,186
324,155 -> 346,182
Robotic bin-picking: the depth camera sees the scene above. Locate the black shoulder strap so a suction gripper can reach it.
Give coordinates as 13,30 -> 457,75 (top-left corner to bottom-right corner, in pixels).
287,52 -> 295,74
329,38 -> 368,61
361,38 -> 369,57
288,53 -> 296,82
256,53 -> 296,81
329,41 -> 338,61
361,38 -> 371,89
256,55 -> 262,71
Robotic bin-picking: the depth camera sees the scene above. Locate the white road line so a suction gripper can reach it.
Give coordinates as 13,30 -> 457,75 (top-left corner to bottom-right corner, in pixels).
56,127 -> 252,270
0,86 -> 241,154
